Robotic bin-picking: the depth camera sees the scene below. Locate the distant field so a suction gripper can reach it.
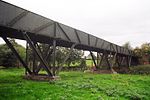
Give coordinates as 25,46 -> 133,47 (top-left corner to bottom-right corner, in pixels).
0,68 -> 150,100
86,59 -> 94,67
63,59 -> 93,67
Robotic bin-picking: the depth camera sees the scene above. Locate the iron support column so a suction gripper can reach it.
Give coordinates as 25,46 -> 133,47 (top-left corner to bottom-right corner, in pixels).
23,32 -> 53,76
52,40 -> 56,75
90,51 -> 97,69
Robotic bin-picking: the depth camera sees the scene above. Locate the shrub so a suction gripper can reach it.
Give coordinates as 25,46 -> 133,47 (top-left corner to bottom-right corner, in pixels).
130,65 -> 150,74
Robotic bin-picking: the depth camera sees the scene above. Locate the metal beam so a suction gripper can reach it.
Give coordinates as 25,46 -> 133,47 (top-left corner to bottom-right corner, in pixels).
36,43 -> 44,57
126,56 -> 132,67
0,1 -> 136,58
88,34 -> 90,46
61,44 -> 76,65
35,45 -> 53,74
52,40 -> 56,75
110,53 -> 117,68
116,45 -> 119,53
95,37 -> 98,47
116,56 -> 121,67
32,22 -> 54,33
110,43 -> 116,52
2,36 -> 32,74
97,53 -> 100,67
90,51 -> 97,69
98,53 -> 104,67
128,56 -> 132,67
103,52 -> 111,69
54,22 -> 57,37
25,41 -> 28,75
6,11 -> 28,27
23,32 -> 53,76
56,23 -> 71,41
57,44 -> 76,73
32,42 -> 36,73
100,40 -> 105,49
121,57 -> 125,66
74,29 -> 81,43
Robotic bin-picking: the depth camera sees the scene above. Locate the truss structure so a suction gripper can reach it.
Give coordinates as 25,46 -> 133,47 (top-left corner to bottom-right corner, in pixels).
0,1 -> 139,76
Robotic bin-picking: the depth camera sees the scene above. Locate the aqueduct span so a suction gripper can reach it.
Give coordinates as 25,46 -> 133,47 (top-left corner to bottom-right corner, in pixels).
0,1 -> 138,77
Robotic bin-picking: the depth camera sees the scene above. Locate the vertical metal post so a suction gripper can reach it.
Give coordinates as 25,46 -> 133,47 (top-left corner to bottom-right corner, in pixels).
129,56 -> 132,67
99,53 -> 104,67
23,32 -> 53,76
121,57 -> 125,66
104,52 -> 111,69
32,42 -> 36,74
116,56 -> 121,67
35,46 -> 53,74
126,56 -> 129,67
128,56 -> 132,67
111,53 -> 117,68
97,53 -> 100,68
52,40 -> 56,75
25,41 -> 28,75
109,53 -> 117,72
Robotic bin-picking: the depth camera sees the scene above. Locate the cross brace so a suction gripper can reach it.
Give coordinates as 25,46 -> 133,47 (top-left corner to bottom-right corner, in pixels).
90,51 -> 97,69
57,44 -> 76,74
23,32 -> 53,76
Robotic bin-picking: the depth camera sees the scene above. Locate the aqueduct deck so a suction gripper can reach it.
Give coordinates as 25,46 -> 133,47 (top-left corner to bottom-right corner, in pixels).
0,1 -> 138,76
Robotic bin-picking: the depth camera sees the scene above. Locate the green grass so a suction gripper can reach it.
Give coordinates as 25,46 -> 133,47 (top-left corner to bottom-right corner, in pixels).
0,68 -> 150,100
63,59 -> 93,67
86,59 -> 93,67
130,64 -> 150,74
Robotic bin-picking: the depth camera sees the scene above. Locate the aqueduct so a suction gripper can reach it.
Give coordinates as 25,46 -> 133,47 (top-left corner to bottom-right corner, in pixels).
0,1 -> 139,77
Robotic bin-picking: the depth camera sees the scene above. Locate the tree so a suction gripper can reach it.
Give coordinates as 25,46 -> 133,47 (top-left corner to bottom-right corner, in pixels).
134,43 -> 150,64
140,43 -> 150,64
65,48 -> 84,67
141,43 -> 150,54
0,39 -> 26,68
122,42 -> 132,50
34,44 -> 84,67
134,47 -> 142,57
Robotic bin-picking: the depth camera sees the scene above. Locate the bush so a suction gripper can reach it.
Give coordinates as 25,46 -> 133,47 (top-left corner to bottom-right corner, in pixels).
130,65 -> 150,74
0,39 -> 26,68
79,58 -> 87,70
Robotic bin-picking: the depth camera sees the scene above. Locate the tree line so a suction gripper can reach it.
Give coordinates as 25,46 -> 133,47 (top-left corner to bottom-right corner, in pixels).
123,42 -> 150,64
0,39 -> 150,68
0,39 -> 84,68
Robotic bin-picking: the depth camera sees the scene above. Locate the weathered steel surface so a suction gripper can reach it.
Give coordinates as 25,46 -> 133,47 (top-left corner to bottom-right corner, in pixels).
0,1 -> 135,57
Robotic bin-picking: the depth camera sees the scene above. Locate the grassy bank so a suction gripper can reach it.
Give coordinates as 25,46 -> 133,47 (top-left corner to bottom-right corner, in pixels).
0,68 -> 150,100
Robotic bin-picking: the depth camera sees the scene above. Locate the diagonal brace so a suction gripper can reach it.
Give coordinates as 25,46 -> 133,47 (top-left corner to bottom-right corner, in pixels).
35,44 -> 53,73
57,44 -> 76,73
90,51 -> 98,69
23,32 -> 53,76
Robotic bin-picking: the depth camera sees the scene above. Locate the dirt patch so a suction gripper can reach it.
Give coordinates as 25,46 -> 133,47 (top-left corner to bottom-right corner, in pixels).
84,67 -> 130,74
113,67 -> 130,74
24,74 -> 60,81
92,70 -> 113,74
84,69 -> 113,74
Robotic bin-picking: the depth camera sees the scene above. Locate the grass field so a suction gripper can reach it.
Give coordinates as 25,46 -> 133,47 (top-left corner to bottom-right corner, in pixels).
0,68 -> 150,100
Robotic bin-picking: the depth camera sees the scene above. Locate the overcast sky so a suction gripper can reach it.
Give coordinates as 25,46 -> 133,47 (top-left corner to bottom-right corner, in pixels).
0,0 -> 150,48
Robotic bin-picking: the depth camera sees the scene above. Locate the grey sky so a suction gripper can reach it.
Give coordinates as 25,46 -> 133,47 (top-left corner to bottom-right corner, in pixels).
0,0 -> 150,48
